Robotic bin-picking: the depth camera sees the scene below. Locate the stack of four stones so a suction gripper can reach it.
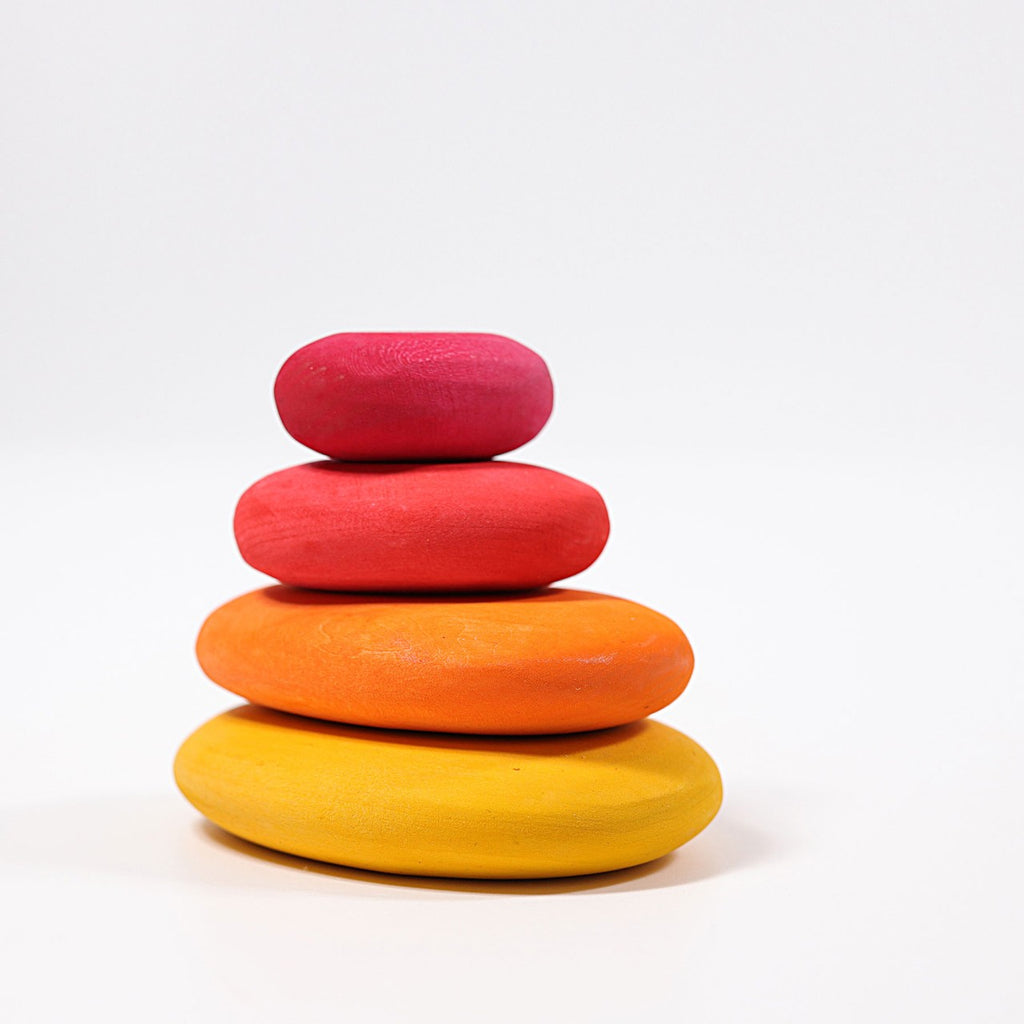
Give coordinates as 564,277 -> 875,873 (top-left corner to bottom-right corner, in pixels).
174,333 -> 722,878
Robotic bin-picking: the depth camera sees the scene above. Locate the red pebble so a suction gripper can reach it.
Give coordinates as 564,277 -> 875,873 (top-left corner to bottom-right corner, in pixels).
274,332 -> 554,461
234,461 -> 610,592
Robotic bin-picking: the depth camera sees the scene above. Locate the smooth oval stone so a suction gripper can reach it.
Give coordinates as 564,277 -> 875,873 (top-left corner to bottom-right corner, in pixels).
174,705 -> 722,878
233,460 -> 609,592
274,332 -> 554,460
197,587 -> 694,734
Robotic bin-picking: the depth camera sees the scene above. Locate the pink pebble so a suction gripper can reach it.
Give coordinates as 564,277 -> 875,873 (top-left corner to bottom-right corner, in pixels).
274,332 -> 554,461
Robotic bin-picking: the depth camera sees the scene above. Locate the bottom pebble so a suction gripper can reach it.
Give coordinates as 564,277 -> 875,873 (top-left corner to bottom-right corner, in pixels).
174,705 -> 723,879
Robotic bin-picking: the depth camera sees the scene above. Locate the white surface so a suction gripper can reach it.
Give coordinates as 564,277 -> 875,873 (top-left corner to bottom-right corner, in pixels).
2,3 -> 1022,1022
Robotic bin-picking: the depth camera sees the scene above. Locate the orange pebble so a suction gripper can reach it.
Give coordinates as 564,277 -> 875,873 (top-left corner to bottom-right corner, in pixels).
196,587 -> 694,734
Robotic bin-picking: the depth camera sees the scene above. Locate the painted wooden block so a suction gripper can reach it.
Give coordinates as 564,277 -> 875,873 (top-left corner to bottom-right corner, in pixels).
196,586 -> 694,734
274,332 -> 553,461
174,705 -> 722,879
234,460 -> 609,592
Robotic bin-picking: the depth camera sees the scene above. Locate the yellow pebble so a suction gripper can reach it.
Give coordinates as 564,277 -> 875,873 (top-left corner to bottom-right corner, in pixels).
174,705 -> 722,878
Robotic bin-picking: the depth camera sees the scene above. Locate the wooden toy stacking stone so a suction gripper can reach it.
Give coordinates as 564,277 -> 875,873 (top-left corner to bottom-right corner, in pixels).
175,332 -> 722,879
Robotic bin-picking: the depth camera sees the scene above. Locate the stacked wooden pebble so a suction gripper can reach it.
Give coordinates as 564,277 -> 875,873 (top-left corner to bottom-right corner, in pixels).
174,333 -> 722,879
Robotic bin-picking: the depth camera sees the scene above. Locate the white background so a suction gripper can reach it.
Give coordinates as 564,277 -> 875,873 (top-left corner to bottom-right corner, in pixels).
2,2 -> 1022,1021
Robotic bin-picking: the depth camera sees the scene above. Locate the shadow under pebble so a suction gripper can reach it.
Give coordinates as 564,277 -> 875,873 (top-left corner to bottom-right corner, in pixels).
1,791 -> 781,898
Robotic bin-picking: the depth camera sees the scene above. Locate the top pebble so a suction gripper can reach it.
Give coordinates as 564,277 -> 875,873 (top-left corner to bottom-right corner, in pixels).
274,332 -> 554,461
